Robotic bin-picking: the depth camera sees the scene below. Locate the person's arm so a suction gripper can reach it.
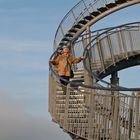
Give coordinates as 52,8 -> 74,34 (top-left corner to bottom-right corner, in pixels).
71,56 -> 85,64
49,56 -> 59,65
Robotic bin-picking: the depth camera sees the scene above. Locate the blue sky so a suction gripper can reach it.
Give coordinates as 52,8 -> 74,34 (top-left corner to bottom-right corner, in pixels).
0,0 -> 139,140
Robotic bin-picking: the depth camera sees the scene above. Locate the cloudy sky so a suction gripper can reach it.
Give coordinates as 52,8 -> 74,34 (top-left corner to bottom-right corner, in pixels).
0,0 -> 139,140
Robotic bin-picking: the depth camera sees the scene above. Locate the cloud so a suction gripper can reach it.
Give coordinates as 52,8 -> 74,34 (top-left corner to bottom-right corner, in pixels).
0,91 -> 71,140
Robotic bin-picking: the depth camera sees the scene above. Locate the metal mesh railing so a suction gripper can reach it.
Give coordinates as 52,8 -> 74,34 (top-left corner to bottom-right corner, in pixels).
54,0 -> 140,49
48,79 -> 140,140
83,22 -> 140,90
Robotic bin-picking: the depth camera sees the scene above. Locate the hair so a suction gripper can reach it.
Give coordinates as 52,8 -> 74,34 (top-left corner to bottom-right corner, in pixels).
62,47 -> 71,53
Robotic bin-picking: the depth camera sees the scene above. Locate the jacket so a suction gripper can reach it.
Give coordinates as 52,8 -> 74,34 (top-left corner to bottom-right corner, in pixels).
51,54 -> 82,77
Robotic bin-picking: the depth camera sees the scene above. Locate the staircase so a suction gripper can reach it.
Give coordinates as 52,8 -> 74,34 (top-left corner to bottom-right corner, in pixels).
49,0 -> 140,139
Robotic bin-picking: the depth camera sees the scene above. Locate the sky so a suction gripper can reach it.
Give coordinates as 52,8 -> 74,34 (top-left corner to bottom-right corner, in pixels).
0,0 -> 139,140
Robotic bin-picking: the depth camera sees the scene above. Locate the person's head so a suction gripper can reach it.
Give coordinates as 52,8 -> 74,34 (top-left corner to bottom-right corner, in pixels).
62,48 -> 71,56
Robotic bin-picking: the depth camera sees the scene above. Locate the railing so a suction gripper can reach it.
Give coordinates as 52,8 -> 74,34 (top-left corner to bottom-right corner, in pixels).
49,21 -> 140,139
83,22 -> 140,90
54,0 -> 99,48
54,0 -> 140,49
50,22 -> 140,91
48,77 -> 140,140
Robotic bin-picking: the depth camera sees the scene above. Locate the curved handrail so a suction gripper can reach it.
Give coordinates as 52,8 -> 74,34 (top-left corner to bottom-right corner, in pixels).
54,0 -> 98,49
83,21 -> 140,91
54,0 -> 140,49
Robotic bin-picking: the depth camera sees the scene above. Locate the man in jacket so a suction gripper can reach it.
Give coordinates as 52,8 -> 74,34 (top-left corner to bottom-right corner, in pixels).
49,47 -> 85,87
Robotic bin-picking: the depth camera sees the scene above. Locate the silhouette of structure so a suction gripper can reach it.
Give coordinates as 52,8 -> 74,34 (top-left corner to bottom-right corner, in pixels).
48,0 -> 140,139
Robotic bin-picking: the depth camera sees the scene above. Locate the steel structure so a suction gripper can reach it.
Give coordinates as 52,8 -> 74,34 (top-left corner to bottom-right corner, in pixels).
48,0 -> 140,139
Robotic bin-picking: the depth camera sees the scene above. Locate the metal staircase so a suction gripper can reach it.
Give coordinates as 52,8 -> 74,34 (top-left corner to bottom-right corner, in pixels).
54,0 -> 140,49
49,0 -> 140,139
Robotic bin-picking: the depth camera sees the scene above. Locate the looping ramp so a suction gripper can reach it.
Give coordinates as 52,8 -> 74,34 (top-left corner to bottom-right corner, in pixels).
49,0 -> 140,139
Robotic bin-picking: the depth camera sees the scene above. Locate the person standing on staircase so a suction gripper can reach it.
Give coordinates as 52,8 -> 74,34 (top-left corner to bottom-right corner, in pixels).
49,47 -> 85,93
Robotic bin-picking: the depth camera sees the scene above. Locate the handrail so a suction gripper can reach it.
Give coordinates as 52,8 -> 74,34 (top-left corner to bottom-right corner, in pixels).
54,0 -> 105,47
83,21 -> 140,91
53,0 -> 140,50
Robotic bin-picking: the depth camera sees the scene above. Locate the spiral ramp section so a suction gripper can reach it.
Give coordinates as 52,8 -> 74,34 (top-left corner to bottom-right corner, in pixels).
48,0 -> 140,140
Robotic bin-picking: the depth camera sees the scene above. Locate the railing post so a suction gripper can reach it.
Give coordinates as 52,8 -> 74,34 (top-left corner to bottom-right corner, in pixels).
64,84 -> 71,130
110,72 -> 120,140
71,42 -> 78,71
128,92 -> 134,139
82,26 -> 97,140
87,89 -> 96,140
97,31 -> 106,72
82,26 -> 93,107
106,32 -> 115,66
111,91 -> 120,140
48,71 -> 52,113
50,74 -> 58,122
110,72 -> 119,114
134,91 -> 139,140
110,71 -> 119,85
